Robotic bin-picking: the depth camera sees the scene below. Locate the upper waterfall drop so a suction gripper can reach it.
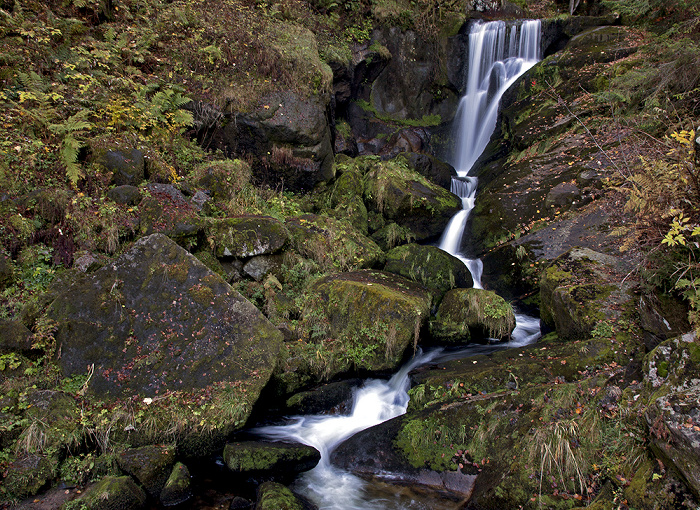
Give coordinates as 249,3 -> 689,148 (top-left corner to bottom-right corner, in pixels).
439,19 -> 542,286
451,19 -> 542,176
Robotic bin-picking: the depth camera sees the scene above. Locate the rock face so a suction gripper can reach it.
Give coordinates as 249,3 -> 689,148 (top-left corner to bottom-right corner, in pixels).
645,332 -> 700,498
47,233 -> 283,408
210,91 -> 334,191
429,288 -> 516,343
539,247 -> 631,341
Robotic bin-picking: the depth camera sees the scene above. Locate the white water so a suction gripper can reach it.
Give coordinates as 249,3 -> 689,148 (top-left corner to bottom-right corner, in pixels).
439,20 -> 542,286
254,19 -> 544,510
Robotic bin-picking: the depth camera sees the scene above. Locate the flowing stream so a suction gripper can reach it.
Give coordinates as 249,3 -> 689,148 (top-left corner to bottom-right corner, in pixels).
255,19 -> 543,510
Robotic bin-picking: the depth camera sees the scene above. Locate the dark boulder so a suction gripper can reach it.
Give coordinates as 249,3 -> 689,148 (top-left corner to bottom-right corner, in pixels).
224,441 -> 320,483
117,444 -> 175,499
46,234 -> 283,445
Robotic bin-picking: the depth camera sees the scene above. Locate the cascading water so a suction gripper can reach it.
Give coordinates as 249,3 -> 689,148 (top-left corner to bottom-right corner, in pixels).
254,19 -> 543,510
439,19 -> 542,286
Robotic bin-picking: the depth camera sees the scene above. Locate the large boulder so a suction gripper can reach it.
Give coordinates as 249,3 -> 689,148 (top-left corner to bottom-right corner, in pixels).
384,243 -> 472,303
0,319 -> 33,354
302,270 -> 432,373
363,158 -> 461,242
539,247 -> 632,341
429,288 -> 516,344
46,234 -> 283,445
211,91 -> 334,191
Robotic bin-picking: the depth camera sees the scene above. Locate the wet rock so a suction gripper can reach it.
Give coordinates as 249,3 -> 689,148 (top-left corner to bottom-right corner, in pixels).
208,216 -> 289,259
70,475 -> 147,510
160,462 -> 192,506
224,441 -> 320,482
117,444 -> 175,499
383,243 -> 472,303
395,152 -> 457,190
255,481 -> 305,510
429,288 -> 516,343
284,379 -> 360,415
107,185 -> 142,206
46,234 -> 283,447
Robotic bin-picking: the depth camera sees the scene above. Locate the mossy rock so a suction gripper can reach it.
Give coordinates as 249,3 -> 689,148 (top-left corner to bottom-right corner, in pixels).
223,441 -> 320,481
0,319 -> 32,354
332,194 -> 369,235
193,159 -> 252,203
106,185 -> 143,206
207,216 -> 289,258
395,152 -> 456,190
65,475 -> 147,510
138,185 -> 204,246
384,243 -> 472,303
20,390 -> 81,453
98,148 -> 146,187
539,248 -> 631,341
255,481 -> 304,510
117,444 -> 175,499
644,332 -> 700,499
363,158 -> 460,242
46,234 -> 283,449
303,270 -> 432,373
159,462 -> 192,507
429,288 -> 515,344
2,453 -> 55,500
286,214 -> 384,271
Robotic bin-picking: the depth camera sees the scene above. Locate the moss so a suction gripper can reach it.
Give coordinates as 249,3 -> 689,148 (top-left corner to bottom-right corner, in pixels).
256,481 -> 304,510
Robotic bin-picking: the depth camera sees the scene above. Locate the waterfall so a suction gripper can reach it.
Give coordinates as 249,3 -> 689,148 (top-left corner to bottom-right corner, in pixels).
439,19 -> 542,285
252,19 -> 544,510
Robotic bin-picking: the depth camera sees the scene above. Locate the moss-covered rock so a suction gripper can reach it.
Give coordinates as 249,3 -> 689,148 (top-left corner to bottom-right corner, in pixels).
223,441 -> 320,482
117,444 -> 175,499
99,149 -> 146,187
207,216 -> 289,259
46,234 -> 283,449
644,332 -> 700,498
286,214 -> 384,271
193,159 -> 252,203
384,243 -> 472,303
254,481 -> 304,510
159,462 -> 192,507
429,288 -> 515,343
0,319 -> 33,354
65,475 -> 147,510
138,184 -> 204,246
363,158 -> 460,242
540,248 -> 632,341
2,454 -> 55,500
308,270 -> 432,373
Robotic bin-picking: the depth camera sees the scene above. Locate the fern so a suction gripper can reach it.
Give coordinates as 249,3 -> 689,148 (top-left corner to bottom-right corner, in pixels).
49,111 -> 94,187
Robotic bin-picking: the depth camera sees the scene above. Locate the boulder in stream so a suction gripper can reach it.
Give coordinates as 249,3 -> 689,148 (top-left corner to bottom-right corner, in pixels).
429,288 -> 516,343
255,481 -> 305,510
224,441 -> 321,484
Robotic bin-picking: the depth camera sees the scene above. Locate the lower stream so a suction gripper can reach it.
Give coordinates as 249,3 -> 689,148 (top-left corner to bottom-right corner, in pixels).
253,313 -> 541,509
